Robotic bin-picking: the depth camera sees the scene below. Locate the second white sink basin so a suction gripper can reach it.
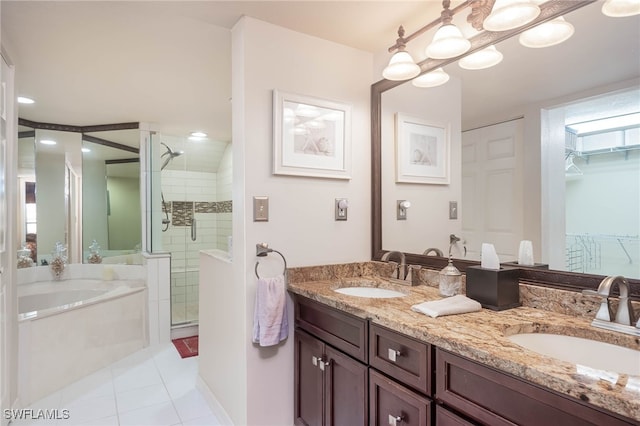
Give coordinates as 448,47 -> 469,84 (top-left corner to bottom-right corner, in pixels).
334,287 -> 406,299
508,333 -> 640,376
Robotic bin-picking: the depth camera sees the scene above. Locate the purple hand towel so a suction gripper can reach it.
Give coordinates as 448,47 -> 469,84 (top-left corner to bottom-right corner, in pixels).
252,274 -> 289,347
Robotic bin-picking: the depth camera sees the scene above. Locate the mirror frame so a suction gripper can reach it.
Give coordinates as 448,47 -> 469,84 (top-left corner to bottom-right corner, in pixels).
371,0 -> 640,297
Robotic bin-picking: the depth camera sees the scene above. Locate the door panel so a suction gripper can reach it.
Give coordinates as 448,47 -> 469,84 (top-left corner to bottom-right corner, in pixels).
325,345 -> 367,426
295,330 -> 324,426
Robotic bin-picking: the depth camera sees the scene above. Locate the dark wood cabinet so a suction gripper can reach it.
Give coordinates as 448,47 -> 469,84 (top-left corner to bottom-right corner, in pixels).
370,323 -> 432,395
435,348 -> 637,426
293,295 -> 637,426
293,296 -> 368,426
370,369 -> 433,426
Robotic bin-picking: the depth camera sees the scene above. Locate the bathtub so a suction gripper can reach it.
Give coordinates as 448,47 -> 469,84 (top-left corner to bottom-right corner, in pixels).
17,273 -> 148,406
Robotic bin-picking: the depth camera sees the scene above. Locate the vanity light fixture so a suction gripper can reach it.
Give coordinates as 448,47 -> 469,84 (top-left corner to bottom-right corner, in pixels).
17,96 -> 35,104
425,0 -> 471,59
189,131 -> 207,141
519,16 -> 575,48
412,68 -> 450,88
458,45 -> 504,70
81,147 -> 91,153
382,0 -> 613,83
483,0 -> 541,32
40,139 -> 57,145
382,26 -> 421,81
602,0 -> 640,17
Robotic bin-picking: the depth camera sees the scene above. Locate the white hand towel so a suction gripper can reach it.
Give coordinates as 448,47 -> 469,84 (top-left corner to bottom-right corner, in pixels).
411,295 -> 482,318
252,275 -> 289,347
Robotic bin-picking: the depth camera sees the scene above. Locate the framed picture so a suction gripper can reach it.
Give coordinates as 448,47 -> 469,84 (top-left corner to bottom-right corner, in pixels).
395,113 -> 450,185
273,90 -> 351,179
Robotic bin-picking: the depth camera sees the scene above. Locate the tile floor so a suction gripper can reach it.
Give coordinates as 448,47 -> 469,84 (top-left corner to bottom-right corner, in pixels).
10,343 -> 223,426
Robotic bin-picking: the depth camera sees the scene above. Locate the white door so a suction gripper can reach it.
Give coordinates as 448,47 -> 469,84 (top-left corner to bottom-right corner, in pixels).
462,119 -> 524,262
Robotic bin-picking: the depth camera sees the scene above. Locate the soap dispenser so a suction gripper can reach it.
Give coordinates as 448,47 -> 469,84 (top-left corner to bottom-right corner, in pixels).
439,254 -> 462,297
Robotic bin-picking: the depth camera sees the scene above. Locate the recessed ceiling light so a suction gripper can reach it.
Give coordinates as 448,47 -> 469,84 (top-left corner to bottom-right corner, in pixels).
18,96 -> 35,104
81,147 -> 91,153
40,139 -> 57,145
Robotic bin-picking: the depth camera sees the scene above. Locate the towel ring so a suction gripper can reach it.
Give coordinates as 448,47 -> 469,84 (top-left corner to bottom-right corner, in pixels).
255,248 -> 287,279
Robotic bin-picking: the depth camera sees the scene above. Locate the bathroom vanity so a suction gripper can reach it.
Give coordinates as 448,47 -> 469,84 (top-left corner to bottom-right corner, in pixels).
288,265 -> 640,426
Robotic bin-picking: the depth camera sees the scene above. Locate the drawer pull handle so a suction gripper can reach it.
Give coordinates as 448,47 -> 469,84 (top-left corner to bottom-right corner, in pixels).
388,348 -> 402,362
319,358 -> 332,371
388,414 -> 404,425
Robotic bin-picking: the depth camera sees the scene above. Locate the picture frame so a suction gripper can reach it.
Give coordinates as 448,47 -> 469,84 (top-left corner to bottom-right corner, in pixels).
273,90 -> 351,179
395,113 -> 450,185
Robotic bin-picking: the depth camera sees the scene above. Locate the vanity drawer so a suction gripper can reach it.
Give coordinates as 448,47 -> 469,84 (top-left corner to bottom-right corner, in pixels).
436,348 -> 636,426
369,324 -> 432,395
294,295 -> 368,362
370,369 -> 433,426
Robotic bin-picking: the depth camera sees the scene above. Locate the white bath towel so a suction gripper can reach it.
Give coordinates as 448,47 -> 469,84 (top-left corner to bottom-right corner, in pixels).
411,295 -> 482,318
252,274 -> 289,347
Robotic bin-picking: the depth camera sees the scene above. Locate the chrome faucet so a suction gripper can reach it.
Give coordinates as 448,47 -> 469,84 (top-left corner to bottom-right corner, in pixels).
584,275 -> 639,336
381,251 -> 406,280
423,248 -> 443,257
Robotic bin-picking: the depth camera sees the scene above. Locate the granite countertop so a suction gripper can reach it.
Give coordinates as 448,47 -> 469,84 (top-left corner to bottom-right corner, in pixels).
287,276 -> 640,422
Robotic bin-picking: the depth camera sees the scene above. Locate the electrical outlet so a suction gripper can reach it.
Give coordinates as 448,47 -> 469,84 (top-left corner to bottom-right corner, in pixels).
449,201 -> 458,220
335,198 -> 348,221
253,196 -> 269,221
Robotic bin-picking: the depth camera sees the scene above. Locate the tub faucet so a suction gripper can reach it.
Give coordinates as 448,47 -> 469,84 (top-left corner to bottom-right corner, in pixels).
381,251 -> 406,280
584,275 -> 639,336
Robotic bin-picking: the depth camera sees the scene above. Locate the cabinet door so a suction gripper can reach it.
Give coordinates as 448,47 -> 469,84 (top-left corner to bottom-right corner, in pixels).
324,345 -> 368,426
295,330 -> 325,426
370,369 -> 432,426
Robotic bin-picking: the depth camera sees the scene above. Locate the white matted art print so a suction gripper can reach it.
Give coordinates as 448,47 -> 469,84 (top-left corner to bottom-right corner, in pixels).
273,90 -> 351,179
395,113 -> 450,185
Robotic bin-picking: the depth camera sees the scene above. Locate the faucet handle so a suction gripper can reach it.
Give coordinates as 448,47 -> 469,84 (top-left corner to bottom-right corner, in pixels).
615,296 -> 636,326
582,289 -> 614,322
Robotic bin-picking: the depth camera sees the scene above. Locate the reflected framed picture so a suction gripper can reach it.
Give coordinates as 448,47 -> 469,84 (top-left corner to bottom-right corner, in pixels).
273,90 -> 351,179
395,113 -> 450,185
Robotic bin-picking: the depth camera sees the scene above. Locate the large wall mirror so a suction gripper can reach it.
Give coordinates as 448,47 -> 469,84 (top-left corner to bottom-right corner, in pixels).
372,1 -> 640,294
17,121 -> 142,265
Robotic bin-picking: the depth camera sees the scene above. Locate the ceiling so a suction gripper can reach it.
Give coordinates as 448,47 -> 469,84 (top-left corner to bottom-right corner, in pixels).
3,1 -> 640,145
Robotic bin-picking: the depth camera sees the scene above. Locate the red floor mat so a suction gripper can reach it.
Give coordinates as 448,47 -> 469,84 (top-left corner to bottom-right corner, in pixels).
172,335 -> 199,358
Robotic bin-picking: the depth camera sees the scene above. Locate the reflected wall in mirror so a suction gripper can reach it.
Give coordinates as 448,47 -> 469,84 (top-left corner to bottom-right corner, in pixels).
374,1 -> 640,287
17,120 -> 141,265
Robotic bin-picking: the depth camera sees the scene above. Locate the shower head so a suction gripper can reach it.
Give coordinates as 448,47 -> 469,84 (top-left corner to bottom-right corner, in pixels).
160,142 -> 185,170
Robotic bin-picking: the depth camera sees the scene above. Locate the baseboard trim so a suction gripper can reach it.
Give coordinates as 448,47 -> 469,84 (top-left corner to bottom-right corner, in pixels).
196,377 -> 235,425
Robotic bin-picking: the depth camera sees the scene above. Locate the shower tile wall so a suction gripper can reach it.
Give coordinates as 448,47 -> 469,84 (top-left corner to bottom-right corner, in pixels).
162,169 -> 231,325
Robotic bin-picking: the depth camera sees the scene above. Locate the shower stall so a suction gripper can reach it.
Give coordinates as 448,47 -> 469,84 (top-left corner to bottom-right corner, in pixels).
150,133 -> 232,327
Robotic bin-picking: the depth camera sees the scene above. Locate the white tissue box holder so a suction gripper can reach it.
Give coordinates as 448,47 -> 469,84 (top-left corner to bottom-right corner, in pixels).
465,266 -> 521,311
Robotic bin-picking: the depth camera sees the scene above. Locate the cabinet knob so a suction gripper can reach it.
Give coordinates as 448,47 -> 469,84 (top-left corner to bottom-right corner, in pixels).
388,348 -> 402,362
388,414 -> 404,425
312,355 -> 321,367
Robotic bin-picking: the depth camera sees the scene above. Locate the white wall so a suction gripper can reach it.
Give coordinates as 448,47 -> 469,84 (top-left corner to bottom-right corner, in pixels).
216,143 -> 232,251
82,159 -> 108,252
381,79 -> 462,255
199,16 -> 373,426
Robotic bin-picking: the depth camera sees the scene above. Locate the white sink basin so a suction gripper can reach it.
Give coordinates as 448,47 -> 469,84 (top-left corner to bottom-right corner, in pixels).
508,333 -> 640,376
334,287 -> 406,299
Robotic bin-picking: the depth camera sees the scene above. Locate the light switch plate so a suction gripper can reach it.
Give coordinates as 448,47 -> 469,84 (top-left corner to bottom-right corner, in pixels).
253,196 -> 269,222
449,201 -> 458,220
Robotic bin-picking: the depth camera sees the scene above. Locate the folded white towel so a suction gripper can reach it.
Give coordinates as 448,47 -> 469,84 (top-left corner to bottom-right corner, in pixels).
252,275 -> 289,347
411,295 -> 482,318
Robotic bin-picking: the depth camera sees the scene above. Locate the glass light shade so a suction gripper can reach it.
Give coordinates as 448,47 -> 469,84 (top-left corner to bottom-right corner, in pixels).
519,17 -> 575,48
425,24 -> 471,59
458,45 -> 504,70
602,0 -> 640,17
483,0 -> 541,31
412,68 -> 450,88
382,50 -> 421,81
